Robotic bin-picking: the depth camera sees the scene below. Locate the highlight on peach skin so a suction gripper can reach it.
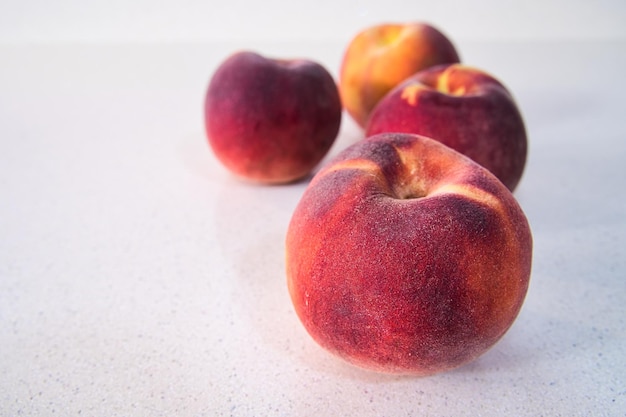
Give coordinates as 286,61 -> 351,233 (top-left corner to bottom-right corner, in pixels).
286,132 -> 532,375
339,22 -> 460,128
366,63 -> 528,191
204,51 -> 342,184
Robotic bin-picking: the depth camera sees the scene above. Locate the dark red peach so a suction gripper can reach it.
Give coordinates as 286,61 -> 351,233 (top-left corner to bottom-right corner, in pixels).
286,132 -> 532,375
205,51 -> 342,184
366,64 -> 527,191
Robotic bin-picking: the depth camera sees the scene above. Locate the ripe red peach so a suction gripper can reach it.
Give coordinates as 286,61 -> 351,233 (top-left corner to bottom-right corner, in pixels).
339,22 -> 460,128
204,51 -> 342,184
366,64 -> 528,191
286,133 -> 532,375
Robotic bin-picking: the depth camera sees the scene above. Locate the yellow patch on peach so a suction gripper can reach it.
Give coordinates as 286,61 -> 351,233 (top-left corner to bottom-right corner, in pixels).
430,183 -> 504,214
400,84 -> 424,106
372,25 -> 405,47
434,65 -> 468,96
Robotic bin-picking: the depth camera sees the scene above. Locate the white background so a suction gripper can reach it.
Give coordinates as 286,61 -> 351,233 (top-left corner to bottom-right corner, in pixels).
1,1 -> 626,416
1,0 -> 626,44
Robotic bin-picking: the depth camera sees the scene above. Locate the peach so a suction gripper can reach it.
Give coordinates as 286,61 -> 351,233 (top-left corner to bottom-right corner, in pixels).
366,64 -> 528,191
204,51 -> 342,184
339,22 -> 460,128
286,133 -> 532,375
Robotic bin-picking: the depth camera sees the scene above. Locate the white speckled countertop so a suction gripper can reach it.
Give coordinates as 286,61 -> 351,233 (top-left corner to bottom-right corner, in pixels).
1,38 -> 625,416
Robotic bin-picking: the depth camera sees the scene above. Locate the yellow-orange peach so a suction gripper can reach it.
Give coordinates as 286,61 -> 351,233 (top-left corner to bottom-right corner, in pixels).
286,133 -> 532,375
339,22 -> 460,128
366,64 -> 527,191
204,51 -> 342,184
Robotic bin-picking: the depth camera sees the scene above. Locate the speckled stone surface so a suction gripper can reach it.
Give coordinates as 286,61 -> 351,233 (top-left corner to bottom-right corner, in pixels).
0,40 -> 624,416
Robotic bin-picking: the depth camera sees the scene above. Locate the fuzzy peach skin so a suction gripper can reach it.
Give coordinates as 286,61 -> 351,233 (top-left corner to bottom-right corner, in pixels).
366,64 -> 528,191
339,22 -> 460,128
286,133 -> 532,375
204,51 -> 342,184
